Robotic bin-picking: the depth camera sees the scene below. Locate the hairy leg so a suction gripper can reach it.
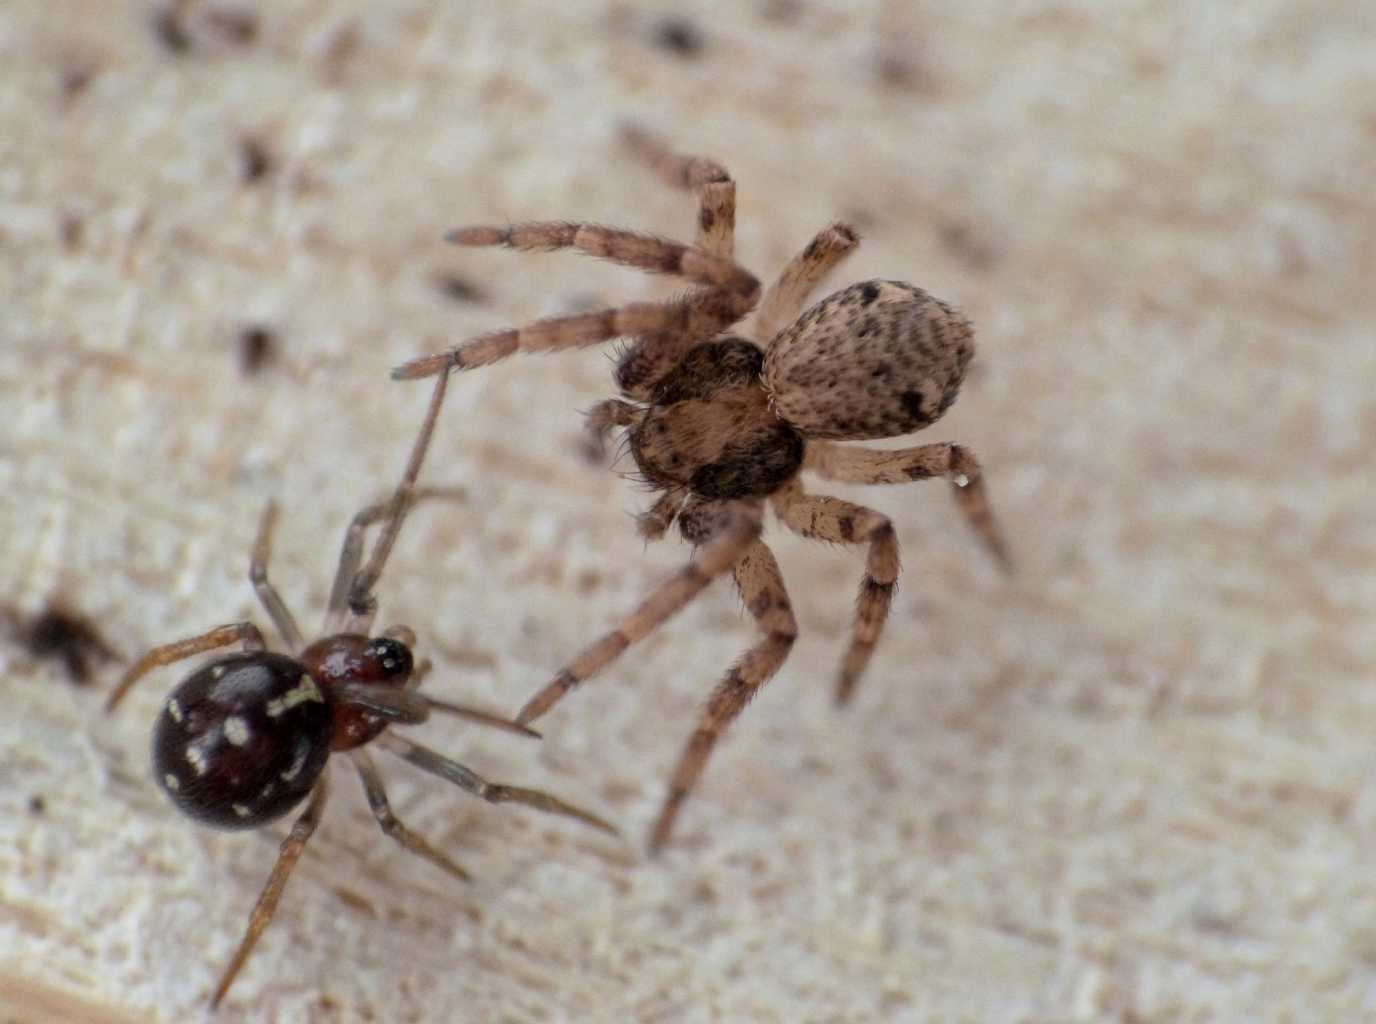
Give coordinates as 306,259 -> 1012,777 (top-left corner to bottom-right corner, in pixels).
393,224 -> 759,380
620,123 -> 736,257
753,222 -> 860,343
515,501 -> 764,725
650,538 -> 797,852
804,440 -> 1012,571
772,481 -> 900,704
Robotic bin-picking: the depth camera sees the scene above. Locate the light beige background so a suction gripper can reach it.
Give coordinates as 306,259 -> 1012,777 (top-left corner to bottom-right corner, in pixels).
2,2 -> 1373,1022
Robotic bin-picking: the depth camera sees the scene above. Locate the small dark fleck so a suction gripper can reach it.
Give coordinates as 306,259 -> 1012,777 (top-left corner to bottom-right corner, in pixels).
900,390 -> 925,421
153,6 -> 192,54
18,606 -> 119,685
699,205 -> 716,231
652,17 -> 705,58
239,325 -> 276,375
28,795 -> 46,815
838,515 -> 856,541
871,362 -> 890,378
59,214 -> 84,251
433,273 -> 485,304
204,7 -> 259,45
860,282 -> 881,305
239,138 -> 272,183
60,66 -> 94,100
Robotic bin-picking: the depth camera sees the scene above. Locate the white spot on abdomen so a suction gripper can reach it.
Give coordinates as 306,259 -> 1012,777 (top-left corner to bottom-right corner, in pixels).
266,675 -> 323,718
224,716 -> 251,746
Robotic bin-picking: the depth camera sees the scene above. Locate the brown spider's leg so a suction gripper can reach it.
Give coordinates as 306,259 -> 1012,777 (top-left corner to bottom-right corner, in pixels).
752,223 -> 860,343
584,398 -> 640,461
105,622 -> 265,711
650,538 -> 797,853
772,481 -> 900,705
210,778 -> 328,1009
393,225 -> 760,380
342,373 -> 449,632
250,501 -> 304,652
335,682 -> 540,739
804,440 -> 1012,572
351,749 -> 472,883
620,123 -> 736,257
378,733 -> 619,836
515,502 -> 765,725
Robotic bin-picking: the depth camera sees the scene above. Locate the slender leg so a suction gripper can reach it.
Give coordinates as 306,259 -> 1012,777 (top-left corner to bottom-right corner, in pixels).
393,225 -> 760,380
210,779 -> 329,1009
352,750 -> 471,883
515,502 -> 764,725
378,733 -> 619,836
324,485 -> 467,633
753,222 -> 860,343
772,482 -> 900,705
105,622 -> 265,711
335,682 -> 539,739
620,123 -> 736,257
250,501 -> 304,652
343,373 -> 449,628
650,539 -> 797,852
804,440 -> 1012,572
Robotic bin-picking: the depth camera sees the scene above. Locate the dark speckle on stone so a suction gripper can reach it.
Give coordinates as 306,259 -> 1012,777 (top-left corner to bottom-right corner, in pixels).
860,282 -> 880,305
901,390 -> 924,421
652,17 -> 705,58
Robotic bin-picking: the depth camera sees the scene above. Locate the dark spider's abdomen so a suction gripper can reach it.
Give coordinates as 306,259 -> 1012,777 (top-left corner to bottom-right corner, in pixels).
152,652 -> 332,830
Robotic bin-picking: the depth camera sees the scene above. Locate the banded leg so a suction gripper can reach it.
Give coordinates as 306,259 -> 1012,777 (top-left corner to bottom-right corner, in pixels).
210,779 -> 328,1008
515,502 -> 764,725
343,373 -> 449,628
804,440 -> 1012,572
620,123 -> 736,257
378,733 -> 618,835
753,222 -> 860,343
650,539 -> 797,852
250,501 -> 304,652
352,749 -> 472,883
106,621 -> 265,711
772,482 -> 900,705
394,224 -> 760,380
636,487 -> 689,541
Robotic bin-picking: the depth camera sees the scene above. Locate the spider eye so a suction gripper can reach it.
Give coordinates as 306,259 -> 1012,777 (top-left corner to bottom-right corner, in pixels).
367,637 -> 414,680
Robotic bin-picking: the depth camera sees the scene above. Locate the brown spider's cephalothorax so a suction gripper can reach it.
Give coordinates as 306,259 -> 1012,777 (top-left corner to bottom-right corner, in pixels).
107,374 -> 616,1008
394,125 -> 1011,852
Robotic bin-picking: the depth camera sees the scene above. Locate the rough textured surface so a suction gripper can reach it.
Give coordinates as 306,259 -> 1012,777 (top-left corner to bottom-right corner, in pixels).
2,1 -> 1374,1021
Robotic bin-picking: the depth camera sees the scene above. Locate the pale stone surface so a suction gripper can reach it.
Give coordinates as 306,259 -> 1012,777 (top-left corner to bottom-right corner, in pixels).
2,1 -> 1374,1021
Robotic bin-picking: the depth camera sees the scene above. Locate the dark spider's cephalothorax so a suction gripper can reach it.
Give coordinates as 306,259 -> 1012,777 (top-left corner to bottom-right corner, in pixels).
394,125 -> 1012,853
107,374 -> 615,1008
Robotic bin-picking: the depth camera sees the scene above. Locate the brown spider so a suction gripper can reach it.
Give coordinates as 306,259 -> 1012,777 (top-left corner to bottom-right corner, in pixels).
394,127 -> 1012,852
106,374 -> 616,1007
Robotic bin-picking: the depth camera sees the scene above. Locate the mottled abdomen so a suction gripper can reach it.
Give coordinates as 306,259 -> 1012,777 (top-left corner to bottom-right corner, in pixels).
762,280 -> 974,440
152,652 -> 332,829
